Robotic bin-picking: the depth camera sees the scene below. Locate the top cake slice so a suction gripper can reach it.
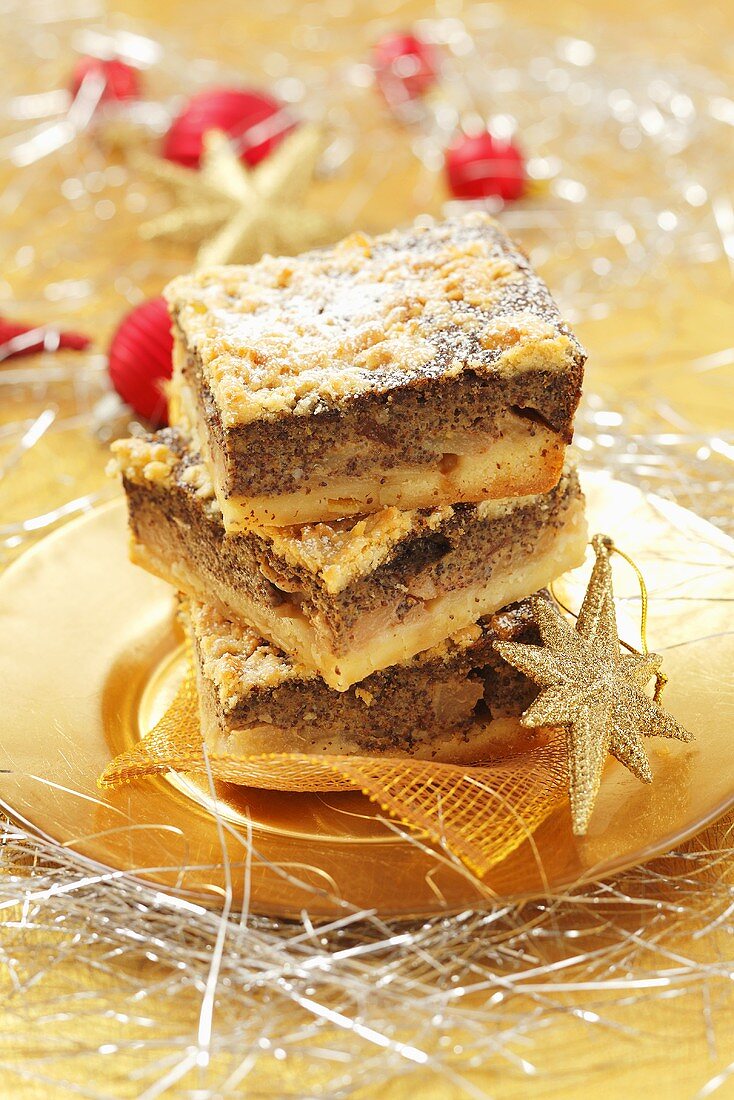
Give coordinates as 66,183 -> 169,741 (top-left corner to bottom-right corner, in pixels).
165,212 -> 586,530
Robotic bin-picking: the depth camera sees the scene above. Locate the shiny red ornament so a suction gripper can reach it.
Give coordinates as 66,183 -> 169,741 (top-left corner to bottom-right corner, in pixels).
0,317 -> 91,362
372,32 -> 438,103
445,131 -> 526,202
163,88 -> 295,170
70,57 -> 141,103
108,298 -> 173,425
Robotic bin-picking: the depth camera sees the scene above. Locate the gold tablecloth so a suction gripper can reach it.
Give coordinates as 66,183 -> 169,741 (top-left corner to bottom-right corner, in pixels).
1,1 -> 733,1096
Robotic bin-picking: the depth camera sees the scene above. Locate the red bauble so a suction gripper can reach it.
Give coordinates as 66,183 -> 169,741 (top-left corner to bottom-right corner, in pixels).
108,298 -> 173,425
163,88 -> 295,170
445,132 -> 526,202
372,32 -> 438,102
70,57 -> 141,103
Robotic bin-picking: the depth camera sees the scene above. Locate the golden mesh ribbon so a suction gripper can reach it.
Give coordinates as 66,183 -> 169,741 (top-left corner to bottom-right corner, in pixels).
99,662 -> 569,878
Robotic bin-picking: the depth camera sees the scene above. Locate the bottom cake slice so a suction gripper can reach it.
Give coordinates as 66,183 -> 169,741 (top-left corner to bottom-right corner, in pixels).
184,594 -> 543,762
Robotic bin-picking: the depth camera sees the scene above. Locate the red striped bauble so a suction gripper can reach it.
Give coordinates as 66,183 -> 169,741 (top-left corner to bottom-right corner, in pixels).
372,32 -> 438,103
445,131 -> 526,202
163,87 -> 295,169
70,57 -> 141,103
108,297 -> 173,425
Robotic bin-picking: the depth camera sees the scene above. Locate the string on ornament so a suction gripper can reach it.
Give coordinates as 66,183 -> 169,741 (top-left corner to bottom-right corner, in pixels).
550,536 -> 668,702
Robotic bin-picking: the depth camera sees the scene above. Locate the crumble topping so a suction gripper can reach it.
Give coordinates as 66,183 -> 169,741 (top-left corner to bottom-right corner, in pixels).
179,460 -> 216,503
259,506 -> 453,595
187,598 -> 315,708
422,621 -> 485,663
165,212 -> 583,428
108,437 -> 177,486
112,431 -> 223,518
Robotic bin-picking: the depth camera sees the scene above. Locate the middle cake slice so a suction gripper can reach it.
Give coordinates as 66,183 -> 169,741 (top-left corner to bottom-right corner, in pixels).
112,429 -> 587,690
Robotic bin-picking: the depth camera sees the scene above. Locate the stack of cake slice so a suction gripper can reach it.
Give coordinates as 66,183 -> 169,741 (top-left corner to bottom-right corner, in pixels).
112,212 -> 588,762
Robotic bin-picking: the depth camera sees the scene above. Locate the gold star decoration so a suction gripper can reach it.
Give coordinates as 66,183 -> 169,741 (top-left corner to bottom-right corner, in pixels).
136,125 -> 337,267
495,535 -> 692,836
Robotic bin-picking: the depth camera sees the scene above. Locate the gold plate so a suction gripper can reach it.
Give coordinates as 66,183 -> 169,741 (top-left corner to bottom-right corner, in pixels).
1,473 -> 732,918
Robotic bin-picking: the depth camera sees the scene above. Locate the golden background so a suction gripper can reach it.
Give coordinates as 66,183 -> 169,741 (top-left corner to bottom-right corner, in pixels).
1,0 -> 733,1096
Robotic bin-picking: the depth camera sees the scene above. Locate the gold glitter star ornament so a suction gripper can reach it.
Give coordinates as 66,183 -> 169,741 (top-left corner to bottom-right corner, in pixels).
495,535 -> 692,835
137,124 -> 336,266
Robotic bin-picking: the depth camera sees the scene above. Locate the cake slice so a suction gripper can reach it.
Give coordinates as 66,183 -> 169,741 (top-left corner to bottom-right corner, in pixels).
111,429 -> 588,690
165,212 -> 586,529
184,594 -> 542,761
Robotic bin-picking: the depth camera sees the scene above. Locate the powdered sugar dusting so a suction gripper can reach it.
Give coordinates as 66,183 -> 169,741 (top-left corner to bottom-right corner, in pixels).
165,213 -> 584,428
